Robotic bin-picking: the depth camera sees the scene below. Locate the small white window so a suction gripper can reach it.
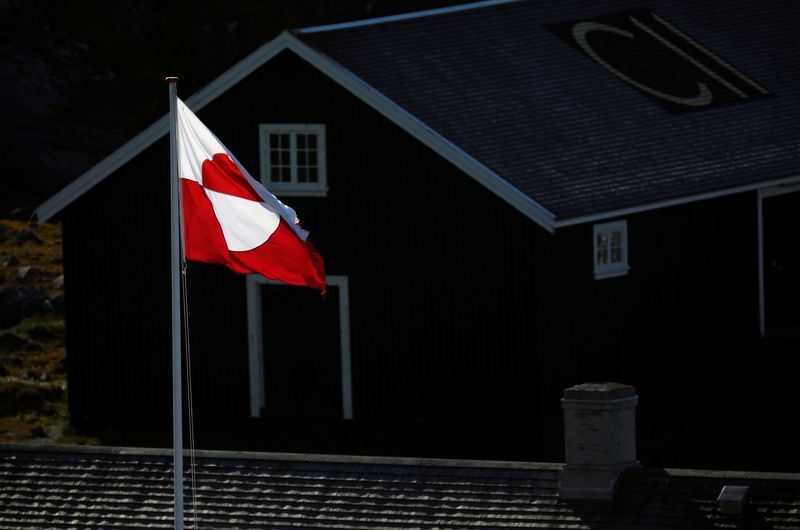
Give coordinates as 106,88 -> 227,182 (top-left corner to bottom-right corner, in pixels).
259,124 -> 327,196
593,220 -> 629,279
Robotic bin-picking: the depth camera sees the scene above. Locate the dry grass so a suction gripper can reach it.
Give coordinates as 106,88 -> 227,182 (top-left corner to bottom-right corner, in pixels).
0,218 -> 97,445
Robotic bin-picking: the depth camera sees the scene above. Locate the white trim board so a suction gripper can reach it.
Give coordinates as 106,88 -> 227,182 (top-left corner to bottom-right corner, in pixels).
295,0 -> 521,34
34,23 -> 800,234
757,183 -> 800,338
283,34 -> 557,232
34,30 -> 556,232
35,32 -> 297,222
554,174 -> 800,229
245,274 -> 353,420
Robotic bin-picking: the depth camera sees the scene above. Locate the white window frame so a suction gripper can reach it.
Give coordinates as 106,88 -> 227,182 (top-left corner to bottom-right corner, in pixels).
259,123 -> 328,197
593,220 -> 630,279
245,274 -> 352,419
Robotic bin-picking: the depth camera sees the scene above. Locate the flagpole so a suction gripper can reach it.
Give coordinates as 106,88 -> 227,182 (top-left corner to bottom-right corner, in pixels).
166,76 -> 184,530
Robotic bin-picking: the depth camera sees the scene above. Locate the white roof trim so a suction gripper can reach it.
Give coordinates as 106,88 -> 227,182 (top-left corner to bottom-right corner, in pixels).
283,33 -> 556,232
37,24 -> 792,232
36,29 -> 556,232
35,113 -> 170,222
35,32 -> 297,222
295,0 -> 521,34
555,174 -> 800,228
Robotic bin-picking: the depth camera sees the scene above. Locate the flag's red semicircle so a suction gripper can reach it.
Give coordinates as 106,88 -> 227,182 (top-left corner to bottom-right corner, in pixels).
177,99 -> 326,293
182,179 -> 326,292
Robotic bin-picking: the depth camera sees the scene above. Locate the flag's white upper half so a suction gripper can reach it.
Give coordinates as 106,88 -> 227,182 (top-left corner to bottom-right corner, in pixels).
176,98 -> 308,252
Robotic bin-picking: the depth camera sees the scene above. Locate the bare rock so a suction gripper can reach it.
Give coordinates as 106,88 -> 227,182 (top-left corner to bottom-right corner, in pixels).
50,294 -> 65,313
0,332 -> 27,351
13,230 -> 42,245
2,255 -> 19,267
0,285 -> 48,327
17,266 -> 42,282
51,275 -> 64,290
24,340 -> 43,352
29,426 -> 47,438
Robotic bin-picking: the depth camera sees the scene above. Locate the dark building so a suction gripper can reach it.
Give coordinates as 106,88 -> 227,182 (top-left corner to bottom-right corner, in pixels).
36,0 -> 800,466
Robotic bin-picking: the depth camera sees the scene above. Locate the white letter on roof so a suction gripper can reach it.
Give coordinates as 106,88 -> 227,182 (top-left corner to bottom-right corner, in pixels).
572,21 -> 713,107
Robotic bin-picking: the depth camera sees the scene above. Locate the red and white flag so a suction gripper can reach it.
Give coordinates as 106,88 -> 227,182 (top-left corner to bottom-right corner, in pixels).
176,98 -> 326,292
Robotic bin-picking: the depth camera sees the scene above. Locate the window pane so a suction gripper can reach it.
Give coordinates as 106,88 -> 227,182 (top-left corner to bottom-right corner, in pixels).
610,230 -> 623,263
596,233 -> 608,265
611,230 -> 622,248
598,247 -> 608,265
264,128 -> 325,190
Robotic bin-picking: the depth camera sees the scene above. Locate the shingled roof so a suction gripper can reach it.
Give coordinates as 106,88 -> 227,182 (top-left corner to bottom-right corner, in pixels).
36,0 -> 800,231
295,0 -> 800,224
1,444 -> 799,529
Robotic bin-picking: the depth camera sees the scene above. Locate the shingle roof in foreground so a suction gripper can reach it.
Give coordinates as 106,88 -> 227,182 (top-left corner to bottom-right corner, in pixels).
296,0 -> 800,221
1,444 -> 799,529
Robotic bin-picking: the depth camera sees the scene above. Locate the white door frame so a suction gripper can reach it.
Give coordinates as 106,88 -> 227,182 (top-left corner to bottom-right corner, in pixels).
757,184 -> 800,337
245,274 -> 353,419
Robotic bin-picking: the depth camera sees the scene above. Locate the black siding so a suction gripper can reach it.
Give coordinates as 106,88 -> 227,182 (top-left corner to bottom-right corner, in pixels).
61,50 -> 766,462
62,51 -> 545,456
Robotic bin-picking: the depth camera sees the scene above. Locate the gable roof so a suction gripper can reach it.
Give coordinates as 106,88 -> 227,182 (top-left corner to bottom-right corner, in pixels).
36,0 -> 800,231
2,444 -> 800,528
296,0 -> 800,225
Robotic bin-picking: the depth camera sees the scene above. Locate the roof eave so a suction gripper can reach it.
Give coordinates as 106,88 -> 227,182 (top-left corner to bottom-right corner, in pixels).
35,32 -> 298,223
41,23 -> 792,233
284,33 -> 557,233
35,29 -> 557,232
553,173 -> 800,229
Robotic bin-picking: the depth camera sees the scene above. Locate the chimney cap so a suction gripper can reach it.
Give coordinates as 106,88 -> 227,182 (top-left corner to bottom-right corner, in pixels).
563,382 -> 636,401
718,485 -> 751,514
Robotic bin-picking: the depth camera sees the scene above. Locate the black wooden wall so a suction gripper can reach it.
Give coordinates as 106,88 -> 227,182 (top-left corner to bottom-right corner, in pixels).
60,49 -> 764,461
534,192 -> 758,394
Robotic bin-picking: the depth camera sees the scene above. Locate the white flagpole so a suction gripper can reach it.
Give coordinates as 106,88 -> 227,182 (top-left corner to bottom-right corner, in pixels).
166,76 -> 185,530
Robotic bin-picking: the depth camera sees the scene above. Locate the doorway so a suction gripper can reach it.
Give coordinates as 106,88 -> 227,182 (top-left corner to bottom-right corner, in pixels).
246,275 -> 352,419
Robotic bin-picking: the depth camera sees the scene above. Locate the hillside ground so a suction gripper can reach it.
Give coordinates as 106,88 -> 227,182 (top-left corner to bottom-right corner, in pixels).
0,219 -> 96,445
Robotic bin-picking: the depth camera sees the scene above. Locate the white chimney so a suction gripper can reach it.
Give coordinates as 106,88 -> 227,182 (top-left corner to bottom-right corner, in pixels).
559,382 -> 639,501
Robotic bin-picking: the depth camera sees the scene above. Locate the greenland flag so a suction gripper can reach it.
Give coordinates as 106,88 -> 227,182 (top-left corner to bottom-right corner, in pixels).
176,98 -> 326,292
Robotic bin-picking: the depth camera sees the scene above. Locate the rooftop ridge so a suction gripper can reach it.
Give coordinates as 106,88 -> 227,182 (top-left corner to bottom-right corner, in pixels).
3,444 -> 800,481
0,443 -> 562,471
294,0 -> 521,34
